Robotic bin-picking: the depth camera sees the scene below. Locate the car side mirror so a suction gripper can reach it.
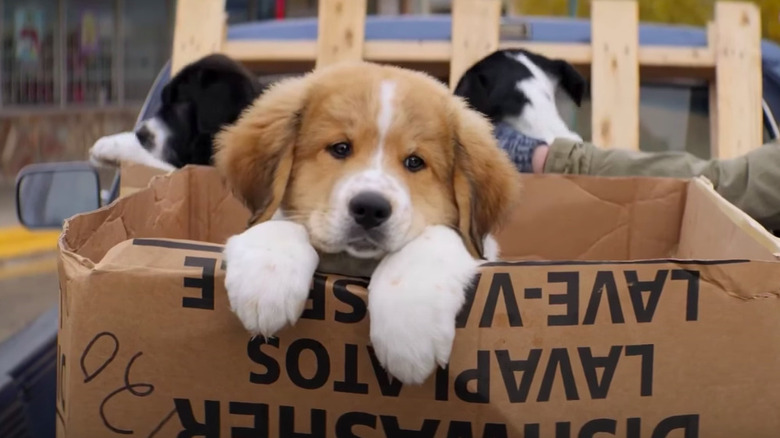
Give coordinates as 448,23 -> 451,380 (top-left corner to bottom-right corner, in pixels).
15,162 -> 102,230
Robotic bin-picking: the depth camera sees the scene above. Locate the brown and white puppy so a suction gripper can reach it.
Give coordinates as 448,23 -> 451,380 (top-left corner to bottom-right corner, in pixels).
214,61 -> 519,385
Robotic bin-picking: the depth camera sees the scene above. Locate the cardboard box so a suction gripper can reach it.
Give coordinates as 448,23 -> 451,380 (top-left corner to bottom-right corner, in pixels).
57,165 -> 780,437
118,161 -> 170,198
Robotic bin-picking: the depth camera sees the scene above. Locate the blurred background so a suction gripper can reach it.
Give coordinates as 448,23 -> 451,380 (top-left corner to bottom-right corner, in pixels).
0,0 -> 778,343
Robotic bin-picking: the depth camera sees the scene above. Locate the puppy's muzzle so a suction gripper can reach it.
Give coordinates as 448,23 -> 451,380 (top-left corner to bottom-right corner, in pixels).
349,191 -> 392,230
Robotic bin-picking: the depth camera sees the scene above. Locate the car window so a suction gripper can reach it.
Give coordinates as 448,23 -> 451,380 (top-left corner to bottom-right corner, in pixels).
137,62 -> 171,126
557,80 -> 775,159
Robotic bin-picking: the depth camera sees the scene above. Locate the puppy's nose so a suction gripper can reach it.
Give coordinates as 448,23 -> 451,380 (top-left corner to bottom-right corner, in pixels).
349,191 -> 392,229
136,126 -> 153,147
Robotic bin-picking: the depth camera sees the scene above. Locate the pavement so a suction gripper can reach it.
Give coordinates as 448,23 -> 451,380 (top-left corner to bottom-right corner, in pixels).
0,181 -> 60,345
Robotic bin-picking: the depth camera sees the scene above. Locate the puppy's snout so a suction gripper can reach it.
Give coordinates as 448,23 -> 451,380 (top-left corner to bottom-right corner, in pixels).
136,126 -> 153,148
349,191 -> 392,230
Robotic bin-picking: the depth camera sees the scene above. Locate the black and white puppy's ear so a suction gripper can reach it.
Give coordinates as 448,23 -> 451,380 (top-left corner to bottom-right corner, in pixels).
454,49 -> 587,114
161,54 -> 262,135
541,58 -> 586,107
519,49 -> 587,107
453,51 -> 529,124
191,63 -> 262,134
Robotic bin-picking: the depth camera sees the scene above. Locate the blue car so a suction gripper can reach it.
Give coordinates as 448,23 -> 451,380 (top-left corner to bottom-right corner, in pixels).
5,14 -> 780,437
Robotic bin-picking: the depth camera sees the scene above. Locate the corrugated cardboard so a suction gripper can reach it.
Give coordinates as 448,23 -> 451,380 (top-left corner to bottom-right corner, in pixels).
57,165 -> 780,437
118,161 -> 170,198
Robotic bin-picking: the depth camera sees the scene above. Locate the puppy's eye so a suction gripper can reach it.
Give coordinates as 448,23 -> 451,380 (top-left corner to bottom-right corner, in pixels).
327,142 -> 352,159
403,155 -> 425,172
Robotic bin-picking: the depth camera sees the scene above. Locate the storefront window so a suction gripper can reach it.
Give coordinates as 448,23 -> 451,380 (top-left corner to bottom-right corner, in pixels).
123,0 -> 173,102
225,0 -> 293,23
1,0 -> 59,105
0,0 -> 175,108
65,0 -> 116,105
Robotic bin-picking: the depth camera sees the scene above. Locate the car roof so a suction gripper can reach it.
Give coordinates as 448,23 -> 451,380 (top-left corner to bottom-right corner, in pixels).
226,14 -> 776,51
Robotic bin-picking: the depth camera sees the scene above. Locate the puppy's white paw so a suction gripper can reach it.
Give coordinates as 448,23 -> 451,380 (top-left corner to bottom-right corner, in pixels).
88,131 -> 175,171
223,220 -> 319,337
89,133 -> 131,168
482,233 -> 500,262
368,225 -> 479,385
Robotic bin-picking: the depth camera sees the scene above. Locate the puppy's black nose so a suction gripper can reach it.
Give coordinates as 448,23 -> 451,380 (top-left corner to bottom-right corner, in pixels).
349,191 -> 392,229
136,126 -> 153,148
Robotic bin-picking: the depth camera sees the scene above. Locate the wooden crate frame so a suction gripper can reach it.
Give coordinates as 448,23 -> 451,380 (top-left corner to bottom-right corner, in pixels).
171,0 -> 762,160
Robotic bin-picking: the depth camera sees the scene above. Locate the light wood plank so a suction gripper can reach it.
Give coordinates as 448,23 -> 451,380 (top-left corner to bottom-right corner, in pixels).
223,39 -> 715,70
640,46 -> 714,68
224,40 -> 318,61
315,0 -> 367,68
591,0 -> 639,149
714,2 -> 762,159
171,0 -> 227,75
449,0 -> 502,90
366,41 -> 452,62
707,22 -> 719,158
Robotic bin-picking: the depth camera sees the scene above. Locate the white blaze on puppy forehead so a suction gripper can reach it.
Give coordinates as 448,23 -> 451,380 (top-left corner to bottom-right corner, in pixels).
373,80 -> 397,169
342,79 -> 400,191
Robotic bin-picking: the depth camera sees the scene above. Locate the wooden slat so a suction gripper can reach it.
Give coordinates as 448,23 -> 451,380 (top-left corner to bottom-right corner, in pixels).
707,22 -> 719,158
224,40 -> 318,61
449,0 -> 502,90
315,0 -> 367,68
639,46 -> 714,68
223,39 -> 716,70
171,0 -> 227,75
366,41 -> 451,62
591,0 -> 639,149
714,2 -> 762,159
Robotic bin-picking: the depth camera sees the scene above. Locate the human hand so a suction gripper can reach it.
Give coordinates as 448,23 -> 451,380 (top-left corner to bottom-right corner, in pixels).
493,122 -> 549,174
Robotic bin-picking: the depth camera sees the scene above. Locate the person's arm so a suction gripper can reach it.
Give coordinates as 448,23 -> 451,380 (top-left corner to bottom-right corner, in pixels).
539,138 -> 780,231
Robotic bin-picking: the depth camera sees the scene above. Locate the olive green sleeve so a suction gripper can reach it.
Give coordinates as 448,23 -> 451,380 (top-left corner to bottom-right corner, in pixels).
543,138 -> 780,231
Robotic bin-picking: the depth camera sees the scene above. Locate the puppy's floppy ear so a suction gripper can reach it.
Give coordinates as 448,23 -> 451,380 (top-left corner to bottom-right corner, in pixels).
214,75 -> 310,226
548,59 -> 586,107
449,97 -> 521,259
453,69 -> 493,119
193,68 -> 260,133
453,51 -> 528,124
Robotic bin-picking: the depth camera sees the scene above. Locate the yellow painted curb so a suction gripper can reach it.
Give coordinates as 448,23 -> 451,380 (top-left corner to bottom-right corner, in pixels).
0,226 -> 61,259
0,256 -> 58,281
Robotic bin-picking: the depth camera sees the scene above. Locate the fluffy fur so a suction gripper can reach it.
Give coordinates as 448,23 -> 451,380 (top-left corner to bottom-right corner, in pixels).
454,48 -> 586,144
89,54 -> 263,171
216,61 -> 520,385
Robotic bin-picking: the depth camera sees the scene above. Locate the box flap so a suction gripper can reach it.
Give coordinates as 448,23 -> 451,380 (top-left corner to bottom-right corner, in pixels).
61,165 -> 250,265
677,177 -> 780,262
495,174 -> 687,261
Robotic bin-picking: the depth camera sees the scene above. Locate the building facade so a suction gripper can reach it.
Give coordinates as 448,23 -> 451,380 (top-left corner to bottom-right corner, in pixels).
0,0 -> 330,180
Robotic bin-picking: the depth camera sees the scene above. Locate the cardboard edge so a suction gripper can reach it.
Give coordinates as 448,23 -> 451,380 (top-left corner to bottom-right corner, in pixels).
691,176 -> 780,258
60,166 -> 200,267
75,236 -> 780,304
118,161 -> 172,198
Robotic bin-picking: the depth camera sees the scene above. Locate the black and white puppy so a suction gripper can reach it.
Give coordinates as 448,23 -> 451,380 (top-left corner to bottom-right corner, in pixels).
90,54 -> 264,171
454,48 -> 586,144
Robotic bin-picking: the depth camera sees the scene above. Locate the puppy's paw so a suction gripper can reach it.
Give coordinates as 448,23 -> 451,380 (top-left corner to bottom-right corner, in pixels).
482,233 -> 500,262
88,131 -> 175,171
223,220 -> 319,337
368,225 -> 479,385
89,133 -> 129,168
